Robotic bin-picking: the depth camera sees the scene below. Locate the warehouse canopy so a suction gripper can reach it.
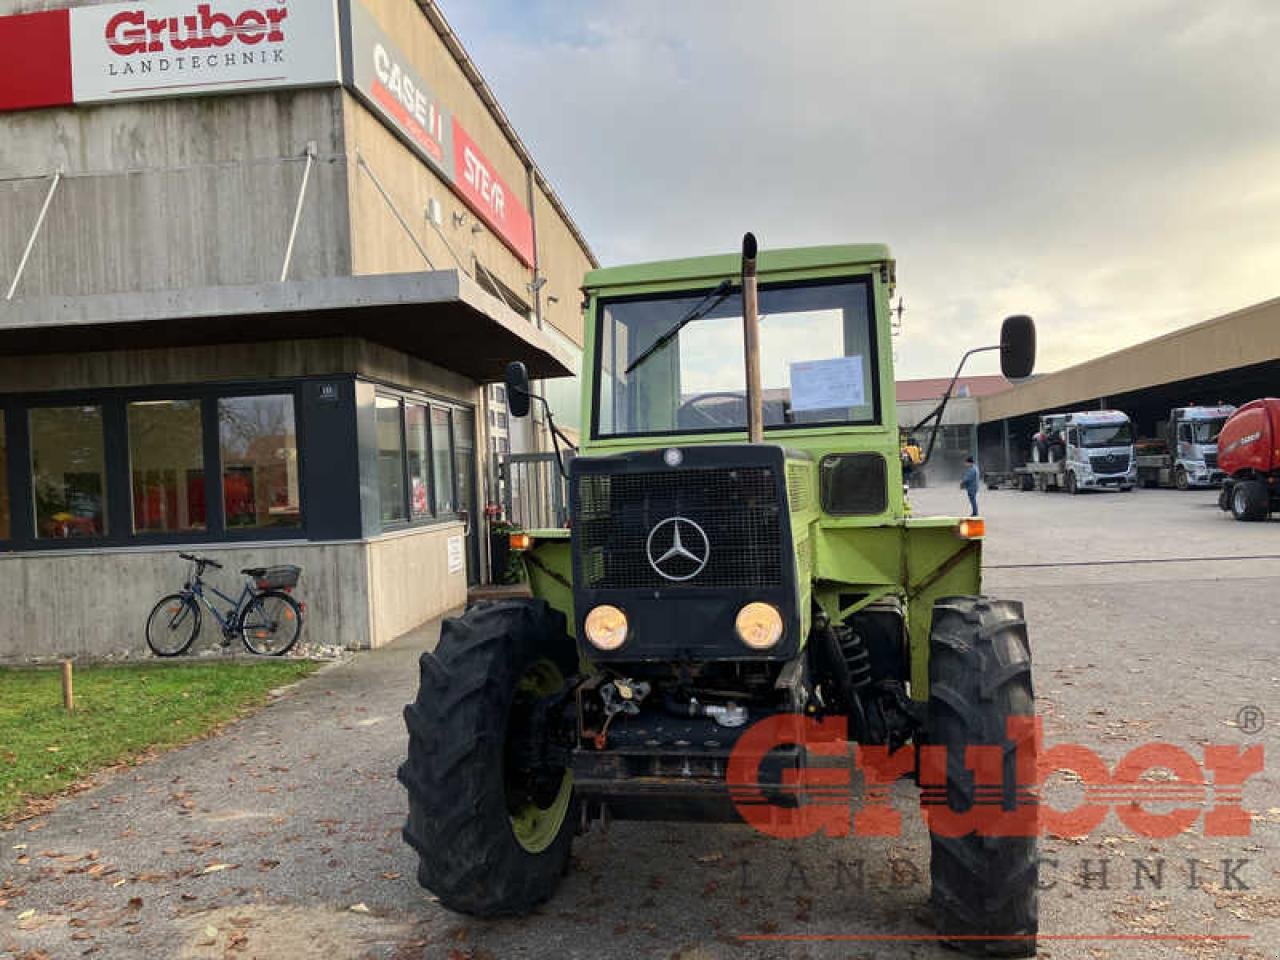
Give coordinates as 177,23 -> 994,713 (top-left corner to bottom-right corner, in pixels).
0,269 -> 574,382
979,295 -> 1280,424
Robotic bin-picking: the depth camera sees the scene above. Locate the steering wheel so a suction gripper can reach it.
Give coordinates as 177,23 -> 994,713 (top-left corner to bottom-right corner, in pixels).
677,392 -> 749,429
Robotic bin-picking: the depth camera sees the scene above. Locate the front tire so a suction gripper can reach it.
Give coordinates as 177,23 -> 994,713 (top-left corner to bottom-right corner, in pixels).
146,594 -> 201,657
1065,471 -> 1079,495
1231,480 -> 1269,521
399,599 -> 577,916
1174,466 -> 1189,491
927,597 -> 1038,957
239,591 -> 303,655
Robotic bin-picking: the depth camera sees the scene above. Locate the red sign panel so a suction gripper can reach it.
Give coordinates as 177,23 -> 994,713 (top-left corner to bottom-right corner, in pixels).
451,117 -> 535,268
0,11 -> 73,112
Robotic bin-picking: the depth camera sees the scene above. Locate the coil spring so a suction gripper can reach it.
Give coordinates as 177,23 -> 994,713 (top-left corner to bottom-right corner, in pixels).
835,625 -> 871,690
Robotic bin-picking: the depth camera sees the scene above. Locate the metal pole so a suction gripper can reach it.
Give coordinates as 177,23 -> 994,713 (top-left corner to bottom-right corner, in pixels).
355,151 -> 436,269
6,169 -> 63,301
741,232 -> 763,443
279,142 -> 317,282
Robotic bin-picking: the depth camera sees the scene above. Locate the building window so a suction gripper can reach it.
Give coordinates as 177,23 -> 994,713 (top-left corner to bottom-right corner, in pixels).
30,405 -> 108,539
405,403 -> 432,520
376,396 -> 406,523
218,395 -> 301,529
0,417 -> 9,540
943,425 -> 973,453
431,406 -> 455,515
128,400 -> 206,533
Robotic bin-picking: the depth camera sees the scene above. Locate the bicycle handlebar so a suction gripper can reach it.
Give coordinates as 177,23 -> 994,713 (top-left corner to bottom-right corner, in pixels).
178,553 -> 223,570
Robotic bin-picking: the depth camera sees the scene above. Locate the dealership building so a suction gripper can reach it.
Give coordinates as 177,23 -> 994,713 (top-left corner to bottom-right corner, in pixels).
0,0 -> 595,658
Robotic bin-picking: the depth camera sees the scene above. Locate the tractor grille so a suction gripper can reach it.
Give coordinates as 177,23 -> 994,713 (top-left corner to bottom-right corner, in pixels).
1204,452 -> 1218,469
575,467 -> 783,590
1089,453 -> 1130,474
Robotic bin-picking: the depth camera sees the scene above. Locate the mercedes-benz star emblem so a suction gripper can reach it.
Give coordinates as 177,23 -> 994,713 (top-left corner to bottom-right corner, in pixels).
646,516 -> 710,582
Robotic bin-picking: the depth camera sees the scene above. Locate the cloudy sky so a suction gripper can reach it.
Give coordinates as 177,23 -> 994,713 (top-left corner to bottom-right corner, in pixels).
440,1 -> 1280,379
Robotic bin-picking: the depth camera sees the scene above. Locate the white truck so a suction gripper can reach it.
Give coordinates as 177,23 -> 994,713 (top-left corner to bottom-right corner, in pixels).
1018,409 -> 1137,494
1134,405 -> 1236,489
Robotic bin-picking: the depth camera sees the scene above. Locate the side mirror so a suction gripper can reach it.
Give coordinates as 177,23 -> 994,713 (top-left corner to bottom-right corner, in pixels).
1000,315 -> 1036,380
504,361 -> 531,418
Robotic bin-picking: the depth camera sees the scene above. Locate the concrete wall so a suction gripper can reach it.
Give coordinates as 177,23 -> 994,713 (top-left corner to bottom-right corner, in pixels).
0,90 -> 350,299
0,540 -> 371,661
365,522 -> 467,648
533,183 -> 592,345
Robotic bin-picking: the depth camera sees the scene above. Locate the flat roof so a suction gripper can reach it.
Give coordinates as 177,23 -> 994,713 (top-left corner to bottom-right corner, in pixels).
897,375 -> 1011,403
0,270 -> 574,382
980,294 -> 1280,422
584,243 -> 893,292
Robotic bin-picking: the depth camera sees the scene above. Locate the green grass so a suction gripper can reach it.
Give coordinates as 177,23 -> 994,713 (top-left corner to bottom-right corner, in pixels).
0,660 -> 321,820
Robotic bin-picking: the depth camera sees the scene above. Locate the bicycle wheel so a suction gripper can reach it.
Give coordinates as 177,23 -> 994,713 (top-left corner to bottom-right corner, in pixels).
146,594 -> 201,657
239,590 -> 303,656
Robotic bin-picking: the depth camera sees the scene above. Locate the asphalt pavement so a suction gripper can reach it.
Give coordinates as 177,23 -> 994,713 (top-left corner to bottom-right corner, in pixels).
2,483 -> 1277,959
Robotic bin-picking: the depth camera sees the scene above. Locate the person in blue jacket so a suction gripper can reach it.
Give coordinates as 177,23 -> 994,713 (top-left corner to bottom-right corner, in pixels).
960,456 -> 980,517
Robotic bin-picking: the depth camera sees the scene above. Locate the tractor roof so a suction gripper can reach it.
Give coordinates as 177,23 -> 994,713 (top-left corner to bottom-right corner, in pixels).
584,243 -> 893,293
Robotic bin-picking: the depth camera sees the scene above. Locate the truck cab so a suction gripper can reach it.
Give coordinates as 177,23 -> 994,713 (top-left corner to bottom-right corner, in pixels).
1168,405 -> 1235,486
1025,409 -> 1135,492
1062,411 -> 1136,491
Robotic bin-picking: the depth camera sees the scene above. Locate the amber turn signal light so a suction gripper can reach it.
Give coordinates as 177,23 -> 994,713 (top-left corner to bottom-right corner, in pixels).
957,518 -> 985,539
509,533 -> 533,551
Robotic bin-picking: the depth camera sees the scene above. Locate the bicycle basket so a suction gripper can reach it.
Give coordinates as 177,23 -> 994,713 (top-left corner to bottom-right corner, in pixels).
254,565 -> 302,591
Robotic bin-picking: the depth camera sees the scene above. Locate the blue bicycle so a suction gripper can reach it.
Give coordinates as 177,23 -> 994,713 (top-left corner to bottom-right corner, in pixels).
145,553 -> 304,657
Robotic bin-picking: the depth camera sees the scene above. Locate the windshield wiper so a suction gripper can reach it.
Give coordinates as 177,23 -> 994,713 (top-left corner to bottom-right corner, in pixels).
624,279 -> 733,375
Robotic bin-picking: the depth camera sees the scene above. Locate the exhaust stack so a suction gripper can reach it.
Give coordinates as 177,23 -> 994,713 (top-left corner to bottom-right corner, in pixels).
741,232 -> 763,443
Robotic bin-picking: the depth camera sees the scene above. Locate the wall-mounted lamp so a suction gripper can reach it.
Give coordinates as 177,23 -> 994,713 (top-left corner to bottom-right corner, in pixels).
527,276 -> 548,293
471,222 -> 484,235
453,211 -> 468,228
547,295 -> 560,304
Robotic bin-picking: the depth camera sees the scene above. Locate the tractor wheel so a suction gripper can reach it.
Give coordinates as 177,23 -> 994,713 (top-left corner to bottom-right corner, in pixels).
1230,480 -> 1269,522
926,597 -> 1038,957
398,599 -> 577,916
1065,471 -> 1079,495
1218,484 -> 1232,512
1174,466 -> 1189,491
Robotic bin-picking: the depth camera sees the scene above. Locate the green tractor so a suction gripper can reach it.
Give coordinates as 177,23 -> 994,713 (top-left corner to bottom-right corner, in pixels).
400,237 -> 1040,956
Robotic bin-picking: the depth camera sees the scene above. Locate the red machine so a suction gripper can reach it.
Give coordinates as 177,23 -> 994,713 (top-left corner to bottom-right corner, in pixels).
1217,398 -> 1280,521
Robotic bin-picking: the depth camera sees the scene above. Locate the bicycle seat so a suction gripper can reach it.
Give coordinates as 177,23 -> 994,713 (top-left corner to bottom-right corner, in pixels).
241,567 -> 267,577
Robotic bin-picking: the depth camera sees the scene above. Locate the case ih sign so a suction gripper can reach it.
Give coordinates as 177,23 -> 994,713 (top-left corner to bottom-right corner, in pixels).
0,0 -> 340,110
0,0 -> 536,268
347,0 -> 534,266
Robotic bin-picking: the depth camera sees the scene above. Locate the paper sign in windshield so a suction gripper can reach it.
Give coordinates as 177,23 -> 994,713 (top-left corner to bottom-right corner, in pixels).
789,356 -> 865,411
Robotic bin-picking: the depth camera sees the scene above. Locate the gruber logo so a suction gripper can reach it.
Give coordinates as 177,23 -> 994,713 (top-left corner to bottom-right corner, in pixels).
727,715 -> 1264,840
105,4 -> 288,55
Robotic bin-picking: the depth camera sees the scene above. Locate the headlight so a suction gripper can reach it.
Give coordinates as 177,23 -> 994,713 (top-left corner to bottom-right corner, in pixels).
584,605 -> 628,651
736,602 -> 783,650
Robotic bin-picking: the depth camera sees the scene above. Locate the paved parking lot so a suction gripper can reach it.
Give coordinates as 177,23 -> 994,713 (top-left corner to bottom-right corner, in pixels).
3,484 -> 1276,959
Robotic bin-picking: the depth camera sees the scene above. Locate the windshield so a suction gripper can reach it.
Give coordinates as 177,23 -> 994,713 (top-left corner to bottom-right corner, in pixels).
1190,419 -> 1227,444
595,279 -> 877,437
1081,423 -> 1133,447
